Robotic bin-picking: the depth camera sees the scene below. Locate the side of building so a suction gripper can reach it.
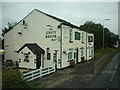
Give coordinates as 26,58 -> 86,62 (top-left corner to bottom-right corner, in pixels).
4,9 -> 94,69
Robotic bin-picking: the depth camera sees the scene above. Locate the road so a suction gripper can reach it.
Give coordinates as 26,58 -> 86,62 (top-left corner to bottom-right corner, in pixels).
88,51 -> 120,88
54,51 -> 119,88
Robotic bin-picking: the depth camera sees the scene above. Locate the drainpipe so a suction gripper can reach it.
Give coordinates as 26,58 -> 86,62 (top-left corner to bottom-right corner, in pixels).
58,23 -> 62,69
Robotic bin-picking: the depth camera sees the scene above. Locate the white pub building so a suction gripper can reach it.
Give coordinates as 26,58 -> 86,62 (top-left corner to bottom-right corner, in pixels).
4,9 -> 94,69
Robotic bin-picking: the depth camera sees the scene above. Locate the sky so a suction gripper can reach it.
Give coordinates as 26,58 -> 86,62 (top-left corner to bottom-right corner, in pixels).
1,1 -> 119,37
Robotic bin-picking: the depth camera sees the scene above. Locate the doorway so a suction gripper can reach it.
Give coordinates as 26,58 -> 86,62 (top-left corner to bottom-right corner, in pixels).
76,48 -> 79,64
36,54 -> 41,69
53,53 -> 57,69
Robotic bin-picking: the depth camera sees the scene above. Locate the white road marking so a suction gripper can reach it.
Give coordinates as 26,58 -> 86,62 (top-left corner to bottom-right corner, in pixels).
115,60 -> 119,69
110,70 -> 116,81
115,64 -> 118,69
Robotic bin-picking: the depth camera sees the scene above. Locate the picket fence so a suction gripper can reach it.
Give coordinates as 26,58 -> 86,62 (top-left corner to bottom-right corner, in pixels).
22,66 -> 56,81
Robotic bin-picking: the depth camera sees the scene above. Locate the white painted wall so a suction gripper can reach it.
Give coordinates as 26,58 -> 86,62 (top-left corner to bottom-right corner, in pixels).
4,9 -> 61,68
61,25 -> 89,68
4,9 -> 94,69
19,47 -> 36,69
86,33 -> 94,60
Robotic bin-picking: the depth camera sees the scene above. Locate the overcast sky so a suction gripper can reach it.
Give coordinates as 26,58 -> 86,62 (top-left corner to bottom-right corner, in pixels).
1,2 -> 119,37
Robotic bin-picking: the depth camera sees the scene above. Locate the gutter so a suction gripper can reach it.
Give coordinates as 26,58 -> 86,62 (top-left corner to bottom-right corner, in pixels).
58,23 -> 62,69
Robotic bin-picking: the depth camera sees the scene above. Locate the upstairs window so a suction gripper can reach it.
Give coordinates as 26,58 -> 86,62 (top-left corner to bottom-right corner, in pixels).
69,29 -> 73,43
88,36 -> 93,42
23,20 -> 25,25
82,33 -> 84,43
75,32 -> 80,40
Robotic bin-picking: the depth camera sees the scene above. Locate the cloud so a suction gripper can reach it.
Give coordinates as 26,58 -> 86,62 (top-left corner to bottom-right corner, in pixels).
1,2 -> 118,35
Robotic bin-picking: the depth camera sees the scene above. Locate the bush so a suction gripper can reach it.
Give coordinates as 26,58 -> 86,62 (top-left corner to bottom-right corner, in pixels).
2,69 -> 34,88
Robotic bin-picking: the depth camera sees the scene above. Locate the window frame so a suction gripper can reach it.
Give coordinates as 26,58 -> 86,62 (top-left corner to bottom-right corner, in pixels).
47,53 -> 51,60
88,36 -> 93,42
24,54 -> 29,62
82,33 -> 84,43
68,52 -> 73,60
81,48 -> 84,57
69,29 -> 73,43
75,32 -> 80,40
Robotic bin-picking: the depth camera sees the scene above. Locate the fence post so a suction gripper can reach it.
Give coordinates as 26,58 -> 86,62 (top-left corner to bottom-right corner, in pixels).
40,68 -> 42,78
48,67 -> 50,75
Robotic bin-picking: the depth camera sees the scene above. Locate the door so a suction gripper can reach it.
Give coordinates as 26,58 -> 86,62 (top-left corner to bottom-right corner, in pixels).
76,48 -> 79,64
36,54 -> 41,69
91,47 -> 94,58
53,53 -> 57,69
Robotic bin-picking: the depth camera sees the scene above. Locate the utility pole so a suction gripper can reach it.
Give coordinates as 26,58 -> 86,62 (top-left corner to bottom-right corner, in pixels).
103,19 -> 111,50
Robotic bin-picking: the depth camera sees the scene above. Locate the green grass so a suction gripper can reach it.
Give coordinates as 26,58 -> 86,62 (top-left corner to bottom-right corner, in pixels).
94,48 -> 115,58
2,69 -> 35,88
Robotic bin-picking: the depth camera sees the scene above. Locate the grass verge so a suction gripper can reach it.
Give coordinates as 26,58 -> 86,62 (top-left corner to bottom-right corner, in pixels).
2,69 -> 35,88
94,48 -> 115,58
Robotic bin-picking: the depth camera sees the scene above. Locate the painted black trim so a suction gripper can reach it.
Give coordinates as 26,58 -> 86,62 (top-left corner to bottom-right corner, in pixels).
17,43 -> 45,54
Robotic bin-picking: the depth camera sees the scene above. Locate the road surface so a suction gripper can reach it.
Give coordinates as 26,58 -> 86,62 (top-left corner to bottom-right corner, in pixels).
54,51 -> 119,88
88,51 -> 120,88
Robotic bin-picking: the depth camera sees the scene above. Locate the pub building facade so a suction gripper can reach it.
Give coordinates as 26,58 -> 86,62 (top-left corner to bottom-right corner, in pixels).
4,9 -> 94,69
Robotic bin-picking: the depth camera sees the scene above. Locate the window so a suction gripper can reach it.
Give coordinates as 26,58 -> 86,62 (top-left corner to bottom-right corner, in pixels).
88,36 -> 93,42
68,52 -> 72,60
69,29 -> 73,43
53,53 -> 57,61
75,32 -> 80,40
81,48 -> 84,57
82,33 -> 84,43
91,47 -> 94,58
23,20 -> 25,25
47,24 -> 52,30
47,53 -> 51,60
74,52 -> 76,59
88,47 -> 91,57
24,54 -> 29,62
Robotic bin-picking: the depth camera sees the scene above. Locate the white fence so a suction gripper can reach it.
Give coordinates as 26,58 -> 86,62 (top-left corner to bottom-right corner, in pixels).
22,66 -> 56,81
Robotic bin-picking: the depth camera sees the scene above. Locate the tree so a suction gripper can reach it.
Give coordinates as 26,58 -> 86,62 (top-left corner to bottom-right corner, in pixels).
2,22 -> 17,37
80,21 -> 119,50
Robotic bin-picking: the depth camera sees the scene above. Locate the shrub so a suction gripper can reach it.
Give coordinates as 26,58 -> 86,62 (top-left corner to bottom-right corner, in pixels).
2,69 -> 34,88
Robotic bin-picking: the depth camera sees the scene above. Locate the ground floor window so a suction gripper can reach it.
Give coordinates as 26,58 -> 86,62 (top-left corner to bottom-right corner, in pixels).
24,54 -> 29,62
47,53 -> 51,60
81,48 -> 84,57
91,47 -> 94,58
74,52 -> 76,59
68,52 -> 72,60
88,47 -> 91,57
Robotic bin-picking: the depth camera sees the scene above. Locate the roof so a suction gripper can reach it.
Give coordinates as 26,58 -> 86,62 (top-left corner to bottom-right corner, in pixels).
4,9 -> 90,35
35,9 -> 81,30
17,43 -> 45,54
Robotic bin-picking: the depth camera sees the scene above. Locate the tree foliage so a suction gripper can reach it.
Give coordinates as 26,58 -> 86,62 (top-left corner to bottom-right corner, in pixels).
80,21 -> 119,50
2,22 -> 17,37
